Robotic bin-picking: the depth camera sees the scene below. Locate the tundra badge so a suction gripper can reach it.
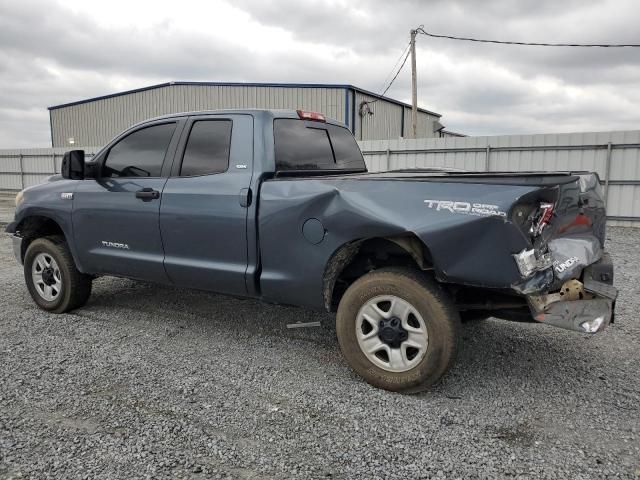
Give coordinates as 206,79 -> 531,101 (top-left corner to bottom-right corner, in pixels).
101,241 -> 130,250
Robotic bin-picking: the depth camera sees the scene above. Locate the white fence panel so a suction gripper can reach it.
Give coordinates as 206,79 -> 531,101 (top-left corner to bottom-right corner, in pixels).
1,134 -> 639,225
359,130 -> 640,226
0,147 -> 100,191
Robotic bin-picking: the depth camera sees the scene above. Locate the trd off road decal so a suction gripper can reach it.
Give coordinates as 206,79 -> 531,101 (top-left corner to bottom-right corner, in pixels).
423,199 -> 507,217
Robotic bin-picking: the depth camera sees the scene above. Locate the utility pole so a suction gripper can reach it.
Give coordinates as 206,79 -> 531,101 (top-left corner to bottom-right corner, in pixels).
410,28 -> 418,139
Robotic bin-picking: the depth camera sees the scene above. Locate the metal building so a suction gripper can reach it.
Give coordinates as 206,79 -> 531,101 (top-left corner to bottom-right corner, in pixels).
48,82 -> 444,147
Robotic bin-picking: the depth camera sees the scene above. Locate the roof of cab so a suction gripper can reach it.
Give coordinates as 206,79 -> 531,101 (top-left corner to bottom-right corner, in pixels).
133,109 -> 346,128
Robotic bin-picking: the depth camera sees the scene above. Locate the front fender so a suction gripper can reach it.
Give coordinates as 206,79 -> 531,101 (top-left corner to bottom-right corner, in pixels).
11,179 -> 84,271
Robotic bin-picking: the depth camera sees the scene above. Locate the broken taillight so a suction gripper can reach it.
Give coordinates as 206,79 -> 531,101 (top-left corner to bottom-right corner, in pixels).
530,202 -> 554,236
297,110 -> 326,122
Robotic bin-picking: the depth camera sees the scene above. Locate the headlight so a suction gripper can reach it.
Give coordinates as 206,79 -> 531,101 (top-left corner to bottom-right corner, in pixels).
15,190 -> 24,207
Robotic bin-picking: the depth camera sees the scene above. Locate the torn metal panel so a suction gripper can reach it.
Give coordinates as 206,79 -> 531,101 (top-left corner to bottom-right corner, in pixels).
512,248 -> 553,278
531,297 -> 613,334
526,255 -> 617,333
548,234 -> 602,282
528,279 -> 593,312
512,268 -> 554,295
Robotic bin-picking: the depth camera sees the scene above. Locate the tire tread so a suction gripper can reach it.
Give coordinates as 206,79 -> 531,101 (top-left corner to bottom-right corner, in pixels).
336,267 -> 461,393
24,235 -> 92,313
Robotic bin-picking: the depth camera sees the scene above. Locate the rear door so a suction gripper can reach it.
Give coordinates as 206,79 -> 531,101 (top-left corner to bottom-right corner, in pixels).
73,119 -> 183,281
160,114 -> 253,295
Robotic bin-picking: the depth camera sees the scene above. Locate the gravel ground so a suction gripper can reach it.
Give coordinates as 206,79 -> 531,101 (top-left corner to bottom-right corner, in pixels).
0,228 -> 638,479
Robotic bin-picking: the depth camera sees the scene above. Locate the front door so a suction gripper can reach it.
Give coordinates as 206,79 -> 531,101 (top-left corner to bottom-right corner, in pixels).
72,120 -> 183,282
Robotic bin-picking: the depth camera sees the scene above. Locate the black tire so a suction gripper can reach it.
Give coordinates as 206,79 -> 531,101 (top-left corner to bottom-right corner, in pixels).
24,236 -> 92,313
336,267 -> 461,393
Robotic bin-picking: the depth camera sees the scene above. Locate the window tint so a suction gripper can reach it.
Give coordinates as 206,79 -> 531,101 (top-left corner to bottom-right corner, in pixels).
274,120 -> 334,170
103,123 -> 176,178
326,124 -> 366,169
274,119 -> 366,171
180,120 -> 232,176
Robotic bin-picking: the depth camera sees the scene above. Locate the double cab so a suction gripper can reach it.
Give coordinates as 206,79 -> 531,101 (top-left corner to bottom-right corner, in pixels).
7,109 -> 617,392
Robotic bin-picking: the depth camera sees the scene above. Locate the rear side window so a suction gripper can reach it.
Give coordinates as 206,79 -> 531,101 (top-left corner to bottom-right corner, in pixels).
103,123 -> 176,178
327,124 -> 367,169
180,120 -> 232,176
274,120 -> 333,170
274,119 -> 365,171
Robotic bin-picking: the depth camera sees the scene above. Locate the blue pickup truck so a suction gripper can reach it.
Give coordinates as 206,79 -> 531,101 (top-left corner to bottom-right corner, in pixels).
6,109 -> 617,392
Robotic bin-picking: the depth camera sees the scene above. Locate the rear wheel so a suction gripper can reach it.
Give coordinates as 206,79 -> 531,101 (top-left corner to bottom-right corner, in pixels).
336,268 -> 460,393
24,236 -> 92,313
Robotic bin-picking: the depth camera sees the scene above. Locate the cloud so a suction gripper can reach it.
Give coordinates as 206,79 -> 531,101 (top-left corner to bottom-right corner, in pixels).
0,0 -> 638,147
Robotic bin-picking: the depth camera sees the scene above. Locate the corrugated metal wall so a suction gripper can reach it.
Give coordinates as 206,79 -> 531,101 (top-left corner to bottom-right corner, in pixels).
352,91 -> 439,141
50,85 -> 348,147
402,106 -> 438,140
358,131 -> 640,226
50,84 -> 442,147
353,91 -> 403,141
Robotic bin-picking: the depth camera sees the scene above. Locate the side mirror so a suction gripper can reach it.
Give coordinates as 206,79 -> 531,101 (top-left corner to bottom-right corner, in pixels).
61,150 -> 85,180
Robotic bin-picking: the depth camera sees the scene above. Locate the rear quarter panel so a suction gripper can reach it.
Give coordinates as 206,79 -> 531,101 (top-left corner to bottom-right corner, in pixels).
258,178 -> 541,309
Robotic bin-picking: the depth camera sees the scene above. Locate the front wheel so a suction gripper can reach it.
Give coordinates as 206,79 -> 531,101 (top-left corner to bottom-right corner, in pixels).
336,268 -> 460,393
24,236 -> 92,313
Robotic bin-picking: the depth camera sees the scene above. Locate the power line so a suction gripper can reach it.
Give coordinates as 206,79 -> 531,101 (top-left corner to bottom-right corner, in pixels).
367,44 -> 412,105
379,47 -> 412,97
416,27 -> 640,47
377,42 -> 411,93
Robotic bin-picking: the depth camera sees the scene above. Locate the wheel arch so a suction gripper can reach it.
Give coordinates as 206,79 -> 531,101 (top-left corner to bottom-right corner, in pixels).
322,233 -> 435,312
14,215 -> 69,264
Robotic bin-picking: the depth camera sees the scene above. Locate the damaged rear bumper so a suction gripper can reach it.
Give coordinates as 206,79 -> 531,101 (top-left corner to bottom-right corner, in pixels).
531,296 -> 613,333
526,254 -> 617,334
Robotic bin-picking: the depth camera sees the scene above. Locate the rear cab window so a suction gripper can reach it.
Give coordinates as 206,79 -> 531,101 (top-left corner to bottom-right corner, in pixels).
274,119 -> 366,172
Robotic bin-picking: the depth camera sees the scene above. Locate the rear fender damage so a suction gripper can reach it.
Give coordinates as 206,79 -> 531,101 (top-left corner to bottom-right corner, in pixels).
506,174 -> 616,334
517,239 -> 617,334
260,172 -> 613,321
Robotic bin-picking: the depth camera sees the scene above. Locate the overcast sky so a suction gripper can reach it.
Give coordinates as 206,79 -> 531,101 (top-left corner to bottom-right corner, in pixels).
0,0 -> 638,147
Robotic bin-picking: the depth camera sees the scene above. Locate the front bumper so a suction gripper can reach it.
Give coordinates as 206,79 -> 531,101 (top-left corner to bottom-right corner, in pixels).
11,234 -> 22,265
527,254 -> 617,334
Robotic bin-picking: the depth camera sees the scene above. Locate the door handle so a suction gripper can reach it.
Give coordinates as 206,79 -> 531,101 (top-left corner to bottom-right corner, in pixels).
239,188 -> 252,207
135,188 -> 160,201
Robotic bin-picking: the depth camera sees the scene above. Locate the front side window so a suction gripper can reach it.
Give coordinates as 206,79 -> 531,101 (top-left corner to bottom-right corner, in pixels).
274,119 -> 365,171
180,120 -> 232,176
103,123 -> 176,178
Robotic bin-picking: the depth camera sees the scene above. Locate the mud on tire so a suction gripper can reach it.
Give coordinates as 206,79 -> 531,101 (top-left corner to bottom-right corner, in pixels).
336,267 -> 461,393
24,236 -> 92,313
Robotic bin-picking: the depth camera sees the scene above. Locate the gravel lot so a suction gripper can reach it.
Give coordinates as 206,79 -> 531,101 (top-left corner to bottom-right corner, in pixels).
0,226 -> 638,479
